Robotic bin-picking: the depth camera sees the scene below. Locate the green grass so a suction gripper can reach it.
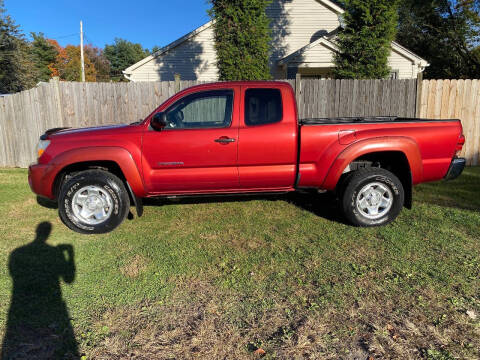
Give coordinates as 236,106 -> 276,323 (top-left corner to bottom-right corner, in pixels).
0,168 -> 479,359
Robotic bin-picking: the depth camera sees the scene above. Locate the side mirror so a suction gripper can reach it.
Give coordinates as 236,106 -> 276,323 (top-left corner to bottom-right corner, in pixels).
151,112 -> 167,131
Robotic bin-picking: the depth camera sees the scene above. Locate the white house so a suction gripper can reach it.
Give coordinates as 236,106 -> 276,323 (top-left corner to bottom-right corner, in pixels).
123,0 -> 429,82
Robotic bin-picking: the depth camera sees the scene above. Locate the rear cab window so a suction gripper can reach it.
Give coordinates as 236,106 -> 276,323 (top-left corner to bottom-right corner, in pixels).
244,88 -> 283,126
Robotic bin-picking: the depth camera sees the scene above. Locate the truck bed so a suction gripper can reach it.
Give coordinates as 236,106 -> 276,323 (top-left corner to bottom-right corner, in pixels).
297,117 -> 463,189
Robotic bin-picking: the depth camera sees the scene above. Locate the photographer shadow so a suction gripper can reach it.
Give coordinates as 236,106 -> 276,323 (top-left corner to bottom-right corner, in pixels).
1,222 -> 79,359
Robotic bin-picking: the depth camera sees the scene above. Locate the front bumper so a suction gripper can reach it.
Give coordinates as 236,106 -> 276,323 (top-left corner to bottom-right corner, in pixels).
444,158 -> 466,181
28,163 -> 56,200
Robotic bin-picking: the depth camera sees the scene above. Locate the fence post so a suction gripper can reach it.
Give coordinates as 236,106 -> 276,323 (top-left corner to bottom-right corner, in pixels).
174,74 -> 181,93
50,77 -> 64,126
295,73 -> 302,116
415,72 -> 423,118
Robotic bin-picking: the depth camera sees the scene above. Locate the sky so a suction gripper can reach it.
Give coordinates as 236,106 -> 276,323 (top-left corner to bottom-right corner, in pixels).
5,0 -> 212,50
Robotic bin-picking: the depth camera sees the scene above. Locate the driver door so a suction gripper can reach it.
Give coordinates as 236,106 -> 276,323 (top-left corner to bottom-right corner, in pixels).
142,88 -> 240,194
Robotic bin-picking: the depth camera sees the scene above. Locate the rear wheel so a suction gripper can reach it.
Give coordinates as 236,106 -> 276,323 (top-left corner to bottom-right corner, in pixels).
341,168 -> 404,227
58,170 -> 130,234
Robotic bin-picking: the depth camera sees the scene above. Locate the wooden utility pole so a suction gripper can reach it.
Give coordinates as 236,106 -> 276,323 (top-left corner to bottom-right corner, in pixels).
80,20 -> 85,82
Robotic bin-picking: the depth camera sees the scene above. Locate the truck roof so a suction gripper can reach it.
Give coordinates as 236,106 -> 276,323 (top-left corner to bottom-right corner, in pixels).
181,80 -> 293,91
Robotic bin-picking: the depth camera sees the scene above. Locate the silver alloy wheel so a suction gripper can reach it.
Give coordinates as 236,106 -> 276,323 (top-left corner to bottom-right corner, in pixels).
72,185 -> 113,225
356,182 -> 394,220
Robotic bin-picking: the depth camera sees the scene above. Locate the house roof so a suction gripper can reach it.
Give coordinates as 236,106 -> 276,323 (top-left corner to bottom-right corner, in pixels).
123,0 -> 346,76
390,41 -> 430,67
315,0 -> 344,14
277,36 -> 340,65
277,35 -> 429,68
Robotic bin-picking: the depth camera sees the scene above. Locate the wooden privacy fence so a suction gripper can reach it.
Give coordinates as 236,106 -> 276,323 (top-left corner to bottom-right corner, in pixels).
297,79 -> 417,118
0,80 -> 199,168
0,78 -> 478,168
417,79 -> 480,166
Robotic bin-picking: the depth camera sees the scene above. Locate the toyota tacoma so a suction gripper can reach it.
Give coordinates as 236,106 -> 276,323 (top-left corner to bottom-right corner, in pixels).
29,81 -> 466,234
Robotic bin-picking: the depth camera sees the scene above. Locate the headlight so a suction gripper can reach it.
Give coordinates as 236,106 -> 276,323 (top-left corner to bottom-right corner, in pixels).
36,139 -> 51,159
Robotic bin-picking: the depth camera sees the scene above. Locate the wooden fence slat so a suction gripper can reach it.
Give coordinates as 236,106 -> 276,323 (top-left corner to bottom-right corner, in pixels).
426,80 -> 436,118
0,97 -> 6,167
4,95 -> 15,165
404,80 -> 412,117
447,80 -> 457,119
434,79 -> 443,119
454,80 -> 464,119
473,80 -> 480,166
440,80 -> 450,118
464,80 -> 474,165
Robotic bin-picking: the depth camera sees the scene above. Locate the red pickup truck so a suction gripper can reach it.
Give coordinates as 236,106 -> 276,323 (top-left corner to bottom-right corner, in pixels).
29,81 -> 466,234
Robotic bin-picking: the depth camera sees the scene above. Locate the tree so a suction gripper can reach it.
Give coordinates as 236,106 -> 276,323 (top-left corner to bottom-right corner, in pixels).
46,39 -> 62,78
397,0 -> 480,79
334,0 -> 399,79
209,0 -> 272,80
84,45 -> 110,82
0,0 -> 35,93
55,45 -> 97,82
104,38 -> 149,81
30,32 -> 58,82
151,45 -> 162,54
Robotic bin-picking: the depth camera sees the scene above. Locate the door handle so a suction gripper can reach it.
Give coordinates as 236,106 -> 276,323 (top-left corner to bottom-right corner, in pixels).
215,137 -> 236,144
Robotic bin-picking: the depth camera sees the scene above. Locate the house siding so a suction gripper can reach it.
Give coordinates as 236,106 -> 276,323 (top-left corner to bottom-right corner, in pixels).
287,42 -> 419,79
267,0 -> 340,61
128,26 -> 219,82
388,49 -> 418,79
128,0 -> 342,82
288,42 -> 335,66
125,0 -> 424,81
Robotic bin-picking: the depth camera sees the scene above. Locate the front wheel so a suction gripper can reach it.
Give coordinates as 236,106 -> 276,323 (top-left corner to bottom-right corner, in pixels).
58,170 -> 130,234
341,168 -> 404,227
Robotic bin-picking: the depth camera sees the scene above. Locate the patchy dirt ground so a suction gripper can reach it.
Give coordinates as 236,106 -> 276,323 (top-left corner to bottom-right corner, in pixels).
89,280 -> 480,360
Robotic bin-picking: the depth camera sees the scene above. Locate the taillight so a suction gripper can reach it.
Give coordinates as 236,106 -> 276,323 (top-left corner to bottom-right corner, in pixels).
456,135 -> 465,155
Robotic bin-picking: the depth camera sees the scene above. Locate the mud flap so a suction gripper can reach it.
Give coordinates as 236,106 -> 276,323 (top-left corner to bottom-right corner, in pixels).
126,182 -> 144,217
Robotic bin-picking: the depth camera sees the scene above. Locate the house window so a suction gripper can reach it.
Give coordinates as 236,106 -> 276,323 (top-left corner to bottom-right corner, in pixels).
389,70 -> 400,79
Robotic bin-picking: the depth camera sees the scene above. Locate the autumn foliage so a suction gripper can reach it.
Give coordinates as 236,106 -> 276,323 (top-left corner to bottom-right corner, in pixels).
43,40 -> 97,81
56,45 -> 96,81
46,39 -> 61,78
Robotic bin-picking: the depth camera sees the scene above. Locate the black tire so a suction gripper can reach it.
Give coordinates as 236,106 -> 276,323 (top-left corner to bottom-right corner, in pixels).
341,168 -> 404,227
58,170 -> 130,234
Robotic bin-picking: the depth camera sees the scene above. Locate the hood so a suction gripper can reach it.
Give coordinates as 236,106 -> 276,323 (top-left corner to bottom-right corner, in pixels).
43,124 -> 130,140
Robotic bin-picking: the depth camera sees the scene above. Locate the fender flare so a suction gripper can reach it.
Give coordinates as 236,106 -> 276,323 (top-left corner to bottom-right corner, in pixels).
45,146 -> 146,199
321,137 -> 423,191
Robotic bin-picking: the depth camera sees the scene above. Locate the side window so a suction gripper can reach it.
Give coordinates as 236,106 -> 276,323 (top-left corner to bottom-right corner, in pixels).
245,88 -> 283,126
165,90 -> 234,129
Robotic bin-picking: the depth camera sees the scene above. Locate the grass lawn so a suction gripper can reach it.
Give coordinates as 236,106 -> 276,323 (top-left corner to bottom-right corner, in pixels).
0,168 -> 479,359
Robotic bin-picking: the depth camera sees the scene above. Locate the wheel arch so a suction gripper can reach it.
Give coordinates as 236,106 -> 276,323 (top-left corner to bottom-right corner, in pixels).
53,160 -> 124,198
342,151 -> 413,209
323,137 -> 423,208
49,147 -> 146,200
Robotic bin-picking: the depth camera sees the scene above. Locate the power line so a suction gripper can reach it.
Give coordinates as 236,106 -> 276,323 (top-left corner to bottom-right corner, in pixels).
48,33 -> 79,40
28,32 -> 79,42
83,33 -> 96,46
